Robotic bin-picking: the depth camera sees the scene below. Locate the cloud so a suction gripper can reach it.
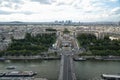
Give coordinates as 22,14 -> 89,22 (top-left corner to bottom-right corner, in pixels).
11,0 -> 23,3
0,0 -> 24,10
109,0 -> 118,2
110,7 -> 120,15
30,0 -> 52,4
55,0 -> 74,6
0,9 -> 32,15
0,10 -> 11,15
0,0 -> 120,22
0,0 -> 24,3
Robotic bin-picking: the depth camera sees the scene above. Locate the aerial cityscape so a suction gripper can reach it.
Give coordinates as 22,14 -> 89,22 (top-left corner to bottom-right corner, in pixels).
0,0 -> 120,80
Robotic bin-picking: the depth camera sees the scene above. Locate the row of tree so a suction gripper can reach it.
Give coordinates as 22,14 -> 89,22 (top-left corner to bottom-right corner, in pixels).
77,34 -> 120,56
0,33 -> 56,56
63,28 -> 70,33
45,28 -> 57,31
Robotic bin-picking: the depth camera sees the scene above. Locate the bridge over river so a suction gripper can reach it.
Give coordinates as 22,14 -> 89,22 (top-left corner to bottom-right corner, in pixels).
58,52 -> 76,80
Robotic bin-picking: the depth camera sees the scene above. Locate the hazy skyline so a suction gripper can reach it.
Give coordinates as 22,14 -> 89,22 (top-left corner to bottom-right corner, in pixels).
0,0 -> 120,22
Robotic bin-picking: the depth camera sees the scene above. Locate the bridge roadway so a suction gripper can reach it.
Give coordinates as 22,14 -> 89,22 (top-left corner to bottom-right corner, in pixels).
63,55 -> 73,80
58,53 -> 76,80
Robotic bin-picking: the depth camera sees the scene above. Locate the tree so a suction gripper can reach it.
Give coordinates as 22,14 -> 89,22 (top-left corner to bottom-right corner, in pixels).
63,28 -> 70,33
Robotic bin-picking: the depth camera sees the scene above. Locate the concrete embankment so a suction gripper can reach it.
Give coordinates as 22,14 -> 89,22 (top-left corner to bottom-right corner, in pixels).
0,56 -> 60,60
73,56 -> 120,61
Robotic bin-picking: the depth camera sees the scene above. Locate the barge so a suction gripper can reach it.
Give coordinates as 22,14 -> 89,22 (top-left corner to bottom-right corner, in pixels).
0,72 -> 5,77
73,57 -> 86,61
6,66 -> 16,70
0,71 -> 37,77
101,74 -> 120,80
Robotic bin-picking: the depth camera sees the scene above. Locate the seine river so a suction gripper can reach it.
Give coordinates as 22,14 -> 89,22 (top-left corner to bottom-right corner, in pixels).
0,60 -> 60,80
0,60 -> 120,80
75,60 -> 120,80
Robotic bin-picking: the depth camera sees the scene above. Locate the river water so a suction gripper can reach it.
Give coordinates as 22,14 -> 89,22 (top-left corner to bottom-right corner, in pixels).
74,60 -> 120,80
0,60 -> 60,80
0,60 -> 120,80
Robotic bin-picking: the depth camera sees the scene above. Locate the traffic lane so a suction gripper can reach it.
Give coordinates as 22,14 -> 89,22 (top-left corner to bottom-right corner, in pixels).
63,55 -> 73,80
63,55 -> 67,80
68,56 -> 73,80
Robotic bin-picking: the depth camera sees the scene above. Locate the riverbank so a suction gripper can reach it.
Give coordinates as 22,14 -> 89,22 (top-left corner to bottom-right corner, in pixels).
0,77 -> 48,80
1,55 -> 120,61
0,56 -> 60,61
73,56 -> 120,61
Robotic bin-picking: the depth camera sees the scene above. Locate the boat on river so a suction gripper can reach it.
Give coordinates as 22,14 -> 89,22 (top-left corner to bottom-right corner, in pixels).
6,66 -> 16,70
73,57 -> 86,61
0,58 -> 5,61
101,73 -> 120,80
0,72 -> 5,77
0,71 -> 37,77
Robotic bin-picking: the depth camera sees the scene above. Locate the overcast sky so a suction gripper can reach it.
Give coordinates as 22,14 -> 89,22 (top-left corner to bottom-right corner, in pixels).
0,0 -> 120,22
